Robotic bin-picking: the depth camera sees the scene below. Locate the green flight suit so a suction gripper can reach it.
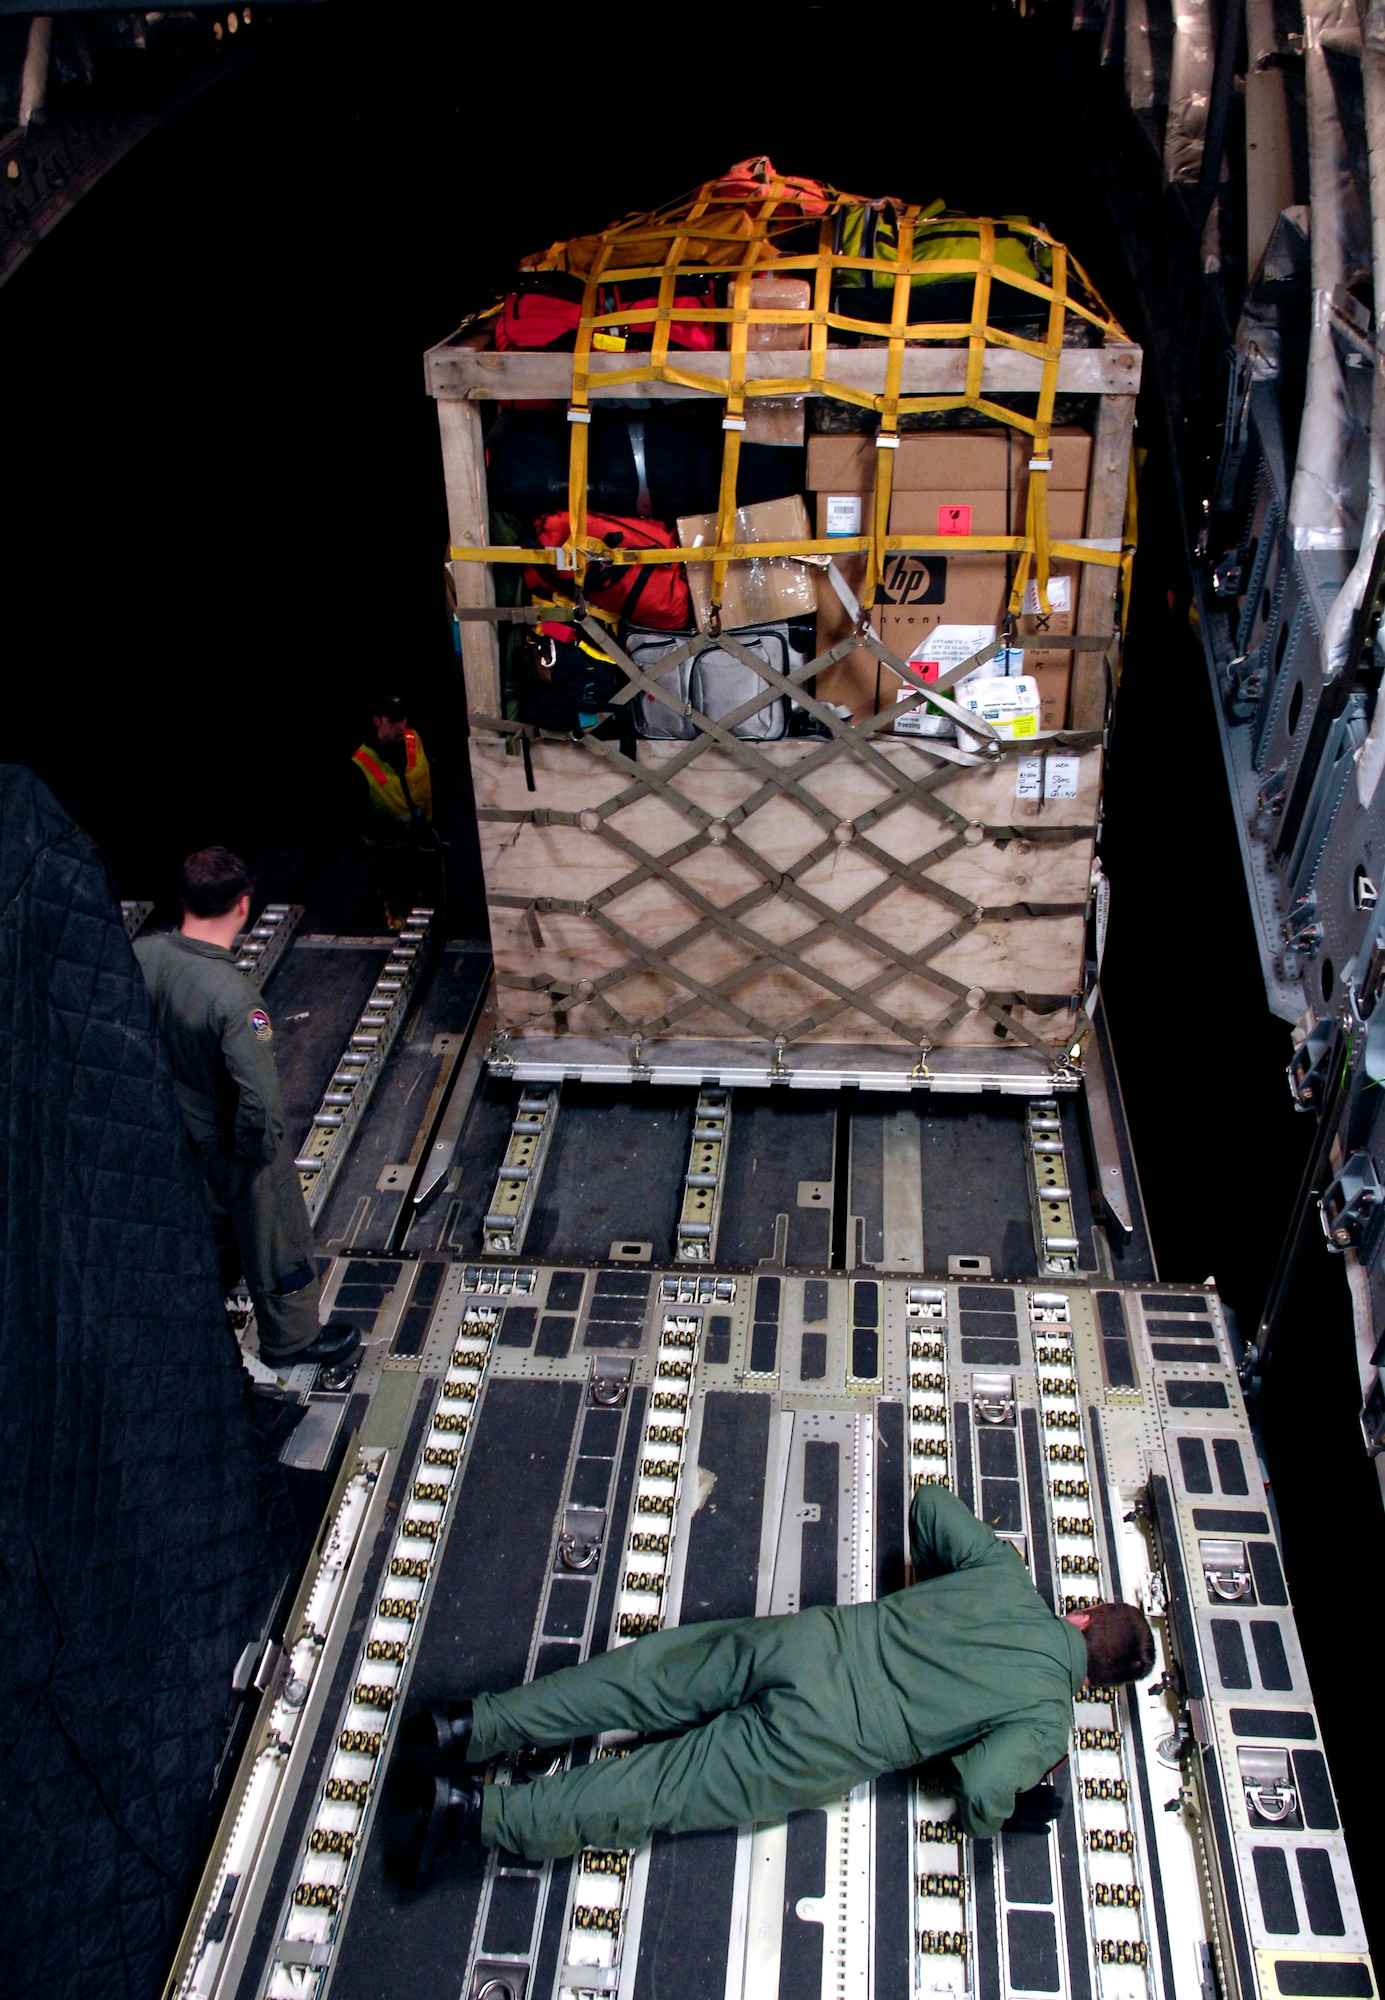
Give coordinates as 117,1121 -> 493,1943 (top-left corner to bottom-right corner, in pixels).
134,930 -> 320,1359
473,1484 -> 1086,1860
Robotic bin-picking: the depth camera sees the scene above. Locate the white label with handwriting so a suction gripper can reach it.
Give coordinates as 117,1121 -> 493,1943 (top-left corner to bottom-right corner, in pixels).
1015,755 -> 1080,800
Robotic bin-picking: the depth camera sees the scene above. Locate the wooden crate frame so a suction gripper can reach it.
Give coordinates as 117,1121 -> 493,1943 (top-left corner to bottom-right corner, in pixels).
427,341 -> 1139,1091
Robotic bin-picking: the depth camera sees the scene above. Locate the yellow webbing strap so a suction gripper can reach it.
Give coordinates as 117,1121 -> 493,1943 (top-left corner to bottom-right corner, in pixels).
965,217 -> 995,410
710,172 -> 793,615
1008,237 -> 1066,618
649,177 -> 712,379
456,188 -> 1133,609
713,255 -> 752,615
449,536 -> 1125,568
810,212 -> 833,400
529,595 -> 620,633
566,242 -> 614,584
866,204 -> 917,606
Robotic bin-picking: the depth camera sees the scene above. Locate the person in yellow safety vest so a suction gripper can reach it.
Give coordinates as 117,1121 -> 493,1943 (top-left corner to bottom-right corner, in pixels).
351,695 -> 436,930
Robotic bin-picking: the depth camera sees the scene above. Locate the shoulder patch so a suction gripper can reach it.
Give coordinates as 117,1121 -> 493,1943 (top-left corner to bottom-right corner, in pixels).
249,1008 -> 273,1042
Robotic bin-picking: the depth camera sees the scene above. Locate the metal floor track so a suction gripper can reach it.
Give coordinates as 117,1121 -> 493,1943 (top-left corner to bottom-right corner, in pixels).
172,1264 -> 1370,2000
162,943 -> 1370,2000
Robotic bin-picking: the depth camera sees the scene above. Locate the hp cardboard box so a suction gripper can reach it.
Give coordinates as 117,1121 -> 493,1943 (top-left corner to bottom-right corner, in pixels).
808,428 -> 1091,729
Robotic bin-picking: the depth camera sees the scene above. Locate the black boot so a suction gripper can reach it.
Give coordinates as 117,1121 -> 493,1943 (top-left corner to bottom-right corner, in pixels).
260,1320 -> 361,1367
399,1698 -> 475,1763
387,1770 -> 484,1889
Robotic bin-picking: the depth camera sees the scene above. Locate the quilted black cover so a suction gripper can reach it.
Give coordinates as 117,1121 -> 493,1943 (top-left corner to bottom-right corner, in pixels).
0,768 -> 289,1998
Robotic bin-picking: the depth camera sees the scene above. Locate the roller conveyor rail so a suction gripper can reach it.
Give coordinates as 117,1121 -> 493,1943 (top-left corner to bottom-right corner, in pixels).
166,1265 -> 1371,2000
295,908 -> 437,1224
234,904 -> 304,992
482,1086 -> 561,1256
156,935 -> 1372,2000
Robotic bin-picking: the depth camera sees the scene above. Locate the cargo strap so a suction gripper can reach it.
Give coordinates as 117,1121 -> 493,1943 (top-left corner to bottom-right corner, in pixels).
470,610 -> 1097,1061
452,177 -> 1129,618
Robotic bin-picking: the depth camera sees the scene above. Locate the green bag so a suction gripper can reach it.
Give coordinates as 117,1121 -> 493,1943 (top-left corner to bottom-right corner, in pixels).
833,201 -> 1049,297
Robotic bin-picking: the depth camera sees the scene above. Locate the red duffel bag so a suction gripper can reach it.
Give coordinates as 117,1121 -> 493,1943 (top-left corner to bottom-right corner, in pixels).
496,271 -> 587,351
497,274 -> 718,353
597,277 -> 718,352
706,156 -> 832,215
526,512 -> 692,631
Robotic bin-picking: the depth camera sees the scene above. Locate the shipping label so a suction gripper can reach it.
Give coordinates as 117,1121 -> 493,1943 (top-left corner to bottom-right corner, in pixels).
905,624 -> 997,682
826,494 -> 862,537
1015,755 -> 1080,800
1021,575 -> 1072,614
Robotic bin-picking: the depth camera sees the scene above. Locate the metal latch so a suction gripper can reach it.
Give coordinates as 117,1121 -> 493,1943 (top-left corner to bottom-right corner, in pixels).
1210,550 -> 1243,597
1200,1537 -> 1252,1602
1319,1150 -> 1385,1252
1259,766 -> 1287,817
973,1371 -> 1015,1426
906,1286 -> 947,1319
559,1966 -> 618,1993
470,1964 -> 530,2000
275,1939 -> 332,1969
205,1872 -> 240,1944
231,1635 -> 281,1697
1029,1290 -> 1071,1325
1288,1018 -> 1334,1111
558,1507 -> 606,1572
1280,891 -> 1322,957
589,1359 -> 633,1408
1239,1746 -> 1298,1825
659,1272 -> 735,1304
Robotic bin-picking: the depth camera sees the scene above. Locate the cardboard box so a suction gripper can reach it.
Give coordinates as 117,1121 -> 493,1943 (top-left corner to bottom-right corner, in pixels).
806,426 -> 1093,498
809,430 -> 1007,494
815,487 -> 1086,544
1028,653 -> 1073,733
812,550 -> 1078,724
678,493 -> 817,633
808,426 -> 1089,729
817,491 -> 1009,539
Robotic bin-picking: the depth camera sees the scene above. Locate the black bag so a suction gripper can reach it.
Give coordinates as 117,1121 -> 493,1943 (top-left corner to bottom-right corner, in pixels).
484,404 -> 804,530
487,404 -> 720,525
515,622 -> 627,731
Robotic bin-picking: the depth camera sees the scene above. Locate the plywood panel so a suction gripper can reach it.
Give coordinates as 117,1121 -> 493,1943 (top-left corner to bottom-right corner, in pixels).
470,730 -> 1097,1054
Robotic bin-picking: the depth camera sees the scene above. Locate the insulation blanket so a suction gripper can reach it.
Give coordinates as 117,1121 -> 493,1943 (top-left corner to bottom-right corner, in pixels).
0,766 -> 288,2000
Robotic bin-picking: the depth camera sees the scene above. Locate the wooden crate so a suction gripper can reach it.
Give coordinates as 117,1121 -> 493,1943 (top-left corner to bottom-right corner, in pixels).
428,344 -> 1138,1083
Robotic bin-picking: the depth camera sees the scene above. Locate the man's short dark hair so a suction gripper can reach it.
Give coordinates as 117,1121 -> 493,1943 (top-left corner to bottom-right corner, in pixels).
181,846 -> 253,918
1083,1602 -> 1156,1685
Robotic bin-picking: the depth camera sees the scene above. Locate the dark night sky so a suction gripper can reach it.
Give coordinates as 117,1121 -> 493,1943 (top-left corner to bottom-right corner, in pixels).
4,0 -> 1382,1932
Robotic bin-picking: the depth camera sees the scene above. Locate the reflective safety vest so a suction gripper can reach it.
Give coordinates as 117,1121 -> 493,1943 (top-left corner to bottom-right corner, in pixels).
352,730 -> 433,838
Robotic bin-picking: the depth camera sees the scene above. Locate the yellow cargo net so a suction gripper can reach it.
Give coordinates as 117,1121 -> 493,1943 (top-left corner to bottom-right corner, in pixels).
448,162 -> 1130,619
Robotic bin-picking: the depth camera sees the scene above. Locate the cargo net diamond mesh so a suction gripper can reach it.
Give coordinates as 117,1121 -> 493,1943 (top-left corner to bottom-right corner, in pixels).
447,159 -> 1138,1066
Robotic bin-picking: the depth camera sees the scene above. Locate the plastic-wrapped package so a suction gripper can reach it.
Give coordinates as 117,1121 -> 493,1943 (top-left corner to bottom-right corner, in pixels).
677,496 -> 818,632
